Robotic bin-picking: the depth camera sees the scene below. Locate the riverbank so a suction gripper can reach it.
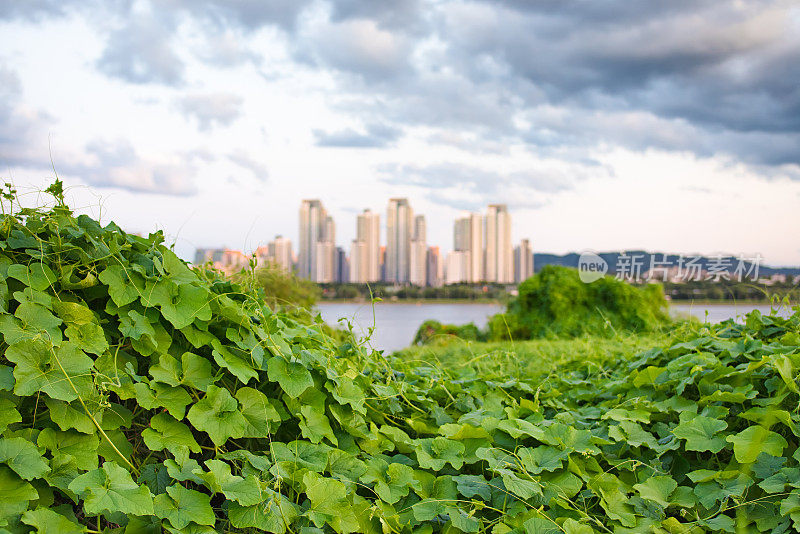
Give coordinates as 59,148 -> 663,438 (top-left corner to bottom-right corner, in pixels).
317,300 -> 797,352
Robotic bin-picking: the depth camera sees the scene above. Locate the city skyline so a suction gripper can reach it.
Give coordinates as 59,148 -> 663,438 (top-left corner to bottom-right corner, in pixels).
196,197 -> 535,286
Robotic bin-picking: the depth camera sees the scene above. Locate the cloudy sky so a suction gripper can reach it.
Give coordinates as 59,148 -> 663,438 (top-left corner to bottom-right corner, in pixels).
2,0 -> 799,265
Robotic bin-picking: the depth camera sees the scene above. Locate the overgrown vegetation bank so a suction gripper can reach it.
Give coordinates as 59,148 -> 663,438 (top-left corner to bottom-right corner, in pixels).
1,184 -> 799,533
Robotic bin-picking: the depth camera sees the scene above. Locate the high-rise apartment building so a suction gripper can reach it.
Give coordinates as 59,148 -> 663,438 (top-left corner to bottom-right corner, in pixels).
485,204 -> 513,283
445,250 -> 470,285
299,200 -> 336,282
334,247 -> 348,283
349,209 -> 380,283
385,198 -> 413,283
514,238 -> 534,283
409,215 -> 427,286
453,212 -> 483,282
426,246 -> 442,287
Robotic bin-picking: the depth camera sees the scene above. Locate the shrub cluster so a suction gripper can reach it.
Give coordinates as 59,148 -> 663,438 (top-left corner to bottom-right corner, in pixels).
487,265 -> 671,340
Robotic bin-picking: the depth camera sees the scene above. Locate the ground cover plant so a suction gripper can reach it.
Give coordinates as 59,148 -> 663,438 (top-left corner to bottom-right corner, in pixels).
1,184 -> 799,533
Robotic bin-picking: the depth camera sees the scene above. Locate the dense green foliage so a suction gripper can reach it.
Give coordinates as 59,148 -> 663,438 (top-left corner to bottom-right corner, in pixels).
2,190 -> 800,533
488,265 -> 670,340
235,262 -> 321,311
396,333 -> 665,379
411,320 -> 484,346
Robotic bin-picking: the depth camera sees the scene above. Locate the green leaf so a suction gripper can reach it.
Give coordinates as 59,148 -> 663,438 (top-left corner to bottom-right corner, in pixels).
134,381 -> 192,420
52,301 -> 96,325
45,397 -> 96,434
212,344 -> 257,385
362,460 -> 419,504
235,387 -> 282,437
195,459 -> 262,506
15,302 -> 63,344
150,352 -> 216,392
453,474 -> 492,500
726,426 -> 789,464
119,309 -> 156,342
154,484 -> 216,529
164,449 -> 204,484
0,313 -> 37,345
0,363 -> 14,390
6,339 -> 94,402
186,385 -> 247,446
267,356 -> 313,398
499,469 -> 542,500
416,437 -> 465,471
0,397 -> 22,433
673,414 -> 728,453
144,281 -> 211,329
99,265 -> 142,307
7,262 -> 57,291
0,436 -> 50,480
21,507 -> 86,534
271,440 -> 330,473
65,322 -> 109,355
228,488 -> 299,533
519,446 -> 568,474
68,461 -> 154,516
300,404 -> 338,445
524,517 -> 561,534
633,476 -> 677,507
181,351 -> 216,391
302,471 -> 359,531
449,507 -> 480,533
37,428 -> 100,471
138,462 -> 171,496
0,465 -> 39,518
497,418 -> 545,440
608,420 -> 658,450
149,353 -> 183,386
142,413 -> 201,455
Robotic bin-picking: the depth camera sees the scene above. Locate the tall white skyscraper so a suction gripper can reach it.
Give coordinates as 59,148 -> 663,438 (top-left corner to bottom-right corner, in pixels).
386,198 -> 413,283
445,250 -> 470,285
485,204 -> 513,283
410,215 -> 427,286
299,200 -> 336,282
350,209 -> 380,283
453,212 -> 483,282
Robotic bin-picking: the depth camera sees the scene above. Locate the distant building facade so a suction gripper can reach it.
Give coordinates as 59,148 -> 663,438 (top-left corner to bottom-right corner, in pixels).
299,199 -> 336,282
349,209 -> 380,283
485,204 -> 513,283
426,246 -> 442,287
454,212 -> 484,282
409,215 -> 427,286
445,250 -> 470,285
514,239 -> 534,283
385,198 -> 413,283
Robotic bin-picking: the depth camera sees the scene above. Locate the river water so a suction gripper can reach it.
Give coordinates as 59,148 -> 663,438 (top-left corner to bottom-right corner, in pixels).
317,301 -> 795,353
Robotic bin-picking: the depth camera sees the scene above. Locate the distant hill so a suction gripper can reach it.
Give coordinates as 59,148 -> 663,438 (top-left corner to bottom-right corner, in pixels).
533,251 -> 800,278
